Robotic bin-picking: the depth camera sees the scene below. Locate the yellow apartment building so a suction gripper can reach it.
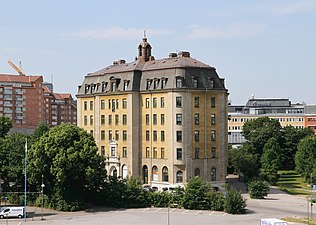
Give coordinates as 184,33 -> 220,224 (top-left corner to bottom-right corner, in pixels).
77,37 -> 229,189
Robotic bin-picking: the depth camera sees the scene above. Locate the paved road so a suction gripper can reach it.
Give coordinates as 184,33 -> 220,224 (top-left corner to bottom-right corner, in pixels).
3,187 -> 311,225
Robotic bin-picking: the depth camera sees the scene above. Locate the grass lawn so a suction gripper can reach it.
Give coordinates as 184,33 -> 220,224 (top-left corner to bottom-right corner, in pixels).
277,170 -> 312,195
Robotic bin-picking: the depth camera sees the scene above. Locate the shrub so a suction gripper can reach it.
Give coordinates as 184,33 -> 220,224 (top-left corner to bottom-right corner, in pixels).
224,188 -> 246,214
149,191 -> 171,207
248,180 -> 269,199
206,191 -> 224,211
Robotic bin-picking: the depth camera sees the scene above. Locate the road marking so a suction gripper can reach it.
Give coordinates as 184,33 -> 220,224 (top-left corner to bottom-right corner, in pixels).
155,208 -> 161,212
170,208 -> 176,213
222,213 -> 227,216
209,211 -> 215,215
143,208 -> 149,212
196,210 -> 202,215
182,210 -> 188,214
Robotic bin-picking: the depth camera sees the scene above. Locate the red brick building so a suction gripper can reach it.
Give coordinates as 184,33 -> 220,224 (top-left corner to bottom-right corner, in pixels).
0,74 -> 76,132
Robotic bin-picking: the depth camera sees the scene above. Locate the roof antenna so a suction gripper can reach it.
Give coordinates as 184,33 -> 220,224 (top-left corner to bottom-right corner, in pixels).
144,29 -> 146,38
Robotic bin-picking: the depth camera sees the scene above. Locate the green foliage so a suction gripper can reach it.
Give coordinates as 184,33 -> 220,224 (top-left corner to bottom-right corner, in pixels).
170,187 -> 185,207
183,177 -> 209,210
224,188 -> 246,214
0,132 -> 26,192
282,126 -> 313,169
206,191 -> 224,211
124,177 -> 150,208
0,116 -> 12,138
229,144 -> 259,180
295,135 -> 316,181
248,180 -> 270,199
149,191 -> 171,207
28,124 -> 106,211
260,137 -> 283,183
242,117 -> 283,157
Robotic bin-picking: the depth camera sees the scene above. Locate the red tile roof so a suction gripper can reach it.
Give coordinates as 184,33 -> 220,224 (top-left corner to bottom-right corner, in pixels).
0,74 -> 43,83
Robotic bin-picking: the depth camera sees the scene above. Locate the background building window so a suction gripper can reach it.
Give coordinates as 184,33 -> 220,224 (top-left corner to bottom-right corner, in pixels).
176,170 -> 183,183
192,78 -> 198,88
109,130 -> 112,140
152,166 -> 158,181
153,98 -> 157,108
195,113 -> 199,125
123,147 -> 127,157
153,114 -> 157,125
195,148 -> 200,159
90,115 -> 93,125
84,116 -> 87,125
146,98 -> 150,108
211,97 -> 216,108
101,115 -> 105,125
90,101 -> 93,110
111,146 -> 116,157
122,98 -> 127,108
211,130 -> 216,141
211,167 -> 216,181
194,97 -> 199,108
194,130 -> 199,141
153,147 -> 157,158
115,130 -> 119,140
115,114 -> 119,125
194,168 -> 200,177
146,130 -> 150,141
176,114 -> 182,125
176,148 -> 182,160
101,130 -> 105,140
123,114 -> 127,125
161,148 -> 165,159
146,147 -> 150,158
211,114 -> 216,125
176,78 -> 182,88
161,131 -> 165,142
101,100 -> 105,109
161,97 -> 165,108
211,147 -> 216,158
101,146 -> 105,156
176,131 -> 182,142
146,114 -> 150,125
84,101 -> 87,110
161,114 -> 165,125
176,97 -> 182,107
109,115 -> 112,125
153,131 -> 157,141
123,130 -> 127,141
162,167 -> 169,182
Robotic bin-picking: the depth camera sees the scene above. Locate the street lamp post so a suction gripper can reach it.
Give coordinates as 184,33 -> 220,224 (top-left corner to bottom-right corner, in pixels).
41,175 -> 45,221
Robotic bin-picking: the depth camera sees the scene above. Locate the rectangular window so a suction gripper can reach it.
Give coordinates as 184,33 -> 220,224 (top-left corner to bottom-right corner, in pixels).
153,147 -> 157,158
161,148 -> 165,159
211,114 -> 216,125
211,130 -> 216,141
192,78 -> 198,88
101,115 -> 105,125
123,147 -> 127,157
109,130 -> 113,140
176,148 -> 182,160
146,147 -> 150,158
195,130 -> 199,141
153,131 -> 157,141
84,101 -> 87,110
122,114 -> 127,125
101,146 -> 105,156
111,82 -> 116,92
90,101 -> 93,110
101,130 -> 105,140
176,131 -> 182,142
161,131 -> 165,142
211,97 -> 216,108
84,115 -> 87,125
176,97 -> 182,107
146,114 -> 150,125
90,115 -> 93,125
122,98 -> 127,108
176,114 -> 182,125
211,147 -> 216,158
146,130 -> 150,141
161,78 -> 167,89
195,148 -> 200,159
161,114 -> 165,125
153,114 -> 157,125
176,78 -> 182,88
115,130 -> 119,140
115,114 -> 119,125
153,97 -> 157,108
161,97 -> 165,108
194,97 -> 199,108
108,100 -> 111,109
146,98 -> 150,108
146,80 -> 151,90
111,146 -> 115,157
112,99 -> 115,112
108,115 -> 112,125
124,81 -> 128,90
101,100 -> 105,109
123,130 -> 127,141
195,113 -> 199,125
116,99 -> 119,109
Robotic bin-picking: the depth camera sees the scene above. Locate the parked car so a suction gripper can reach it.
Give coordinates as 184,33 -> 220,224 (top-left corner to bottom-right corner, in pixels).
0,206 -> 24,219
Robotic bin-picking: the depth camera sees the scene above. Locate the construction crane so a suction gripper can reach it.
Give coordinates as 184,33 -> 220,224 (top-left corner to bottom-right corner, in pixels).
8,59 -> 25,76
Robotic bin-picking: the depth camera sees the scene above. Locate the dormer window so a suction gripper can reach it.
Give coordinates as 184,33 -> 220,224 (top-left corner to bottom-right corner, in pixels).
176,77 -> 183,88
192,77 -> 198,88
153,79 -> 159,89
208,77 -> 214,88
101,82 -> 108,92
161,78 -> 167,89
146,79 -> 152,90
85,84 -> 90,94
111,82 -> 116,92
123,80 -> 129,91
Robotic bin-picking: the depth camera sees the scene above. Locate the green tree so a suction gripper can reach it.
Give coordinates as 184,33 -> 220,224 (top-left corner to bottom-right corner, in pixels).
282,126 -> 313,169
242,117 -> 282,158
183,177 -> 209,210
124,177 -> 150,208
260,137 -> 283,183
28,124 -> 106,211
248,180 -> 270,199
224,188 -> 246,214
229,144 -> 259,180
0,132 -> 26,193
295,135 -> 316,180
0,116 -> 12,138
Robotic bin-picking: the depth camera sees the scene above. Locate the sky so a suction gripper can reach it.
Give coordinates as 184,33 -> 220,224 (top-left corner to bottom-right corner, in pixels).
0,0 -> 315,104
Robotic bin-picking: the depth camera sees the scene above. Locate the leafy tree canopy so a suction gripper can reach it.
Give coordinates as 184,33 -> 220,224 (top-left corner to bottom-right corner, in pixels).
28,123 -> 106,211
0,116 -> 12,138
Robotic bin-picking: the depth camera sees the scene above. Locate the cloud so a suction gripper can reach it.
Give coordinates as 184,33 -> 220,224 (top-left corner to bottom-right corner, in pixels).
182,24 -> 266,40
63,27 -> 172,40
263,0 -> 316,15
